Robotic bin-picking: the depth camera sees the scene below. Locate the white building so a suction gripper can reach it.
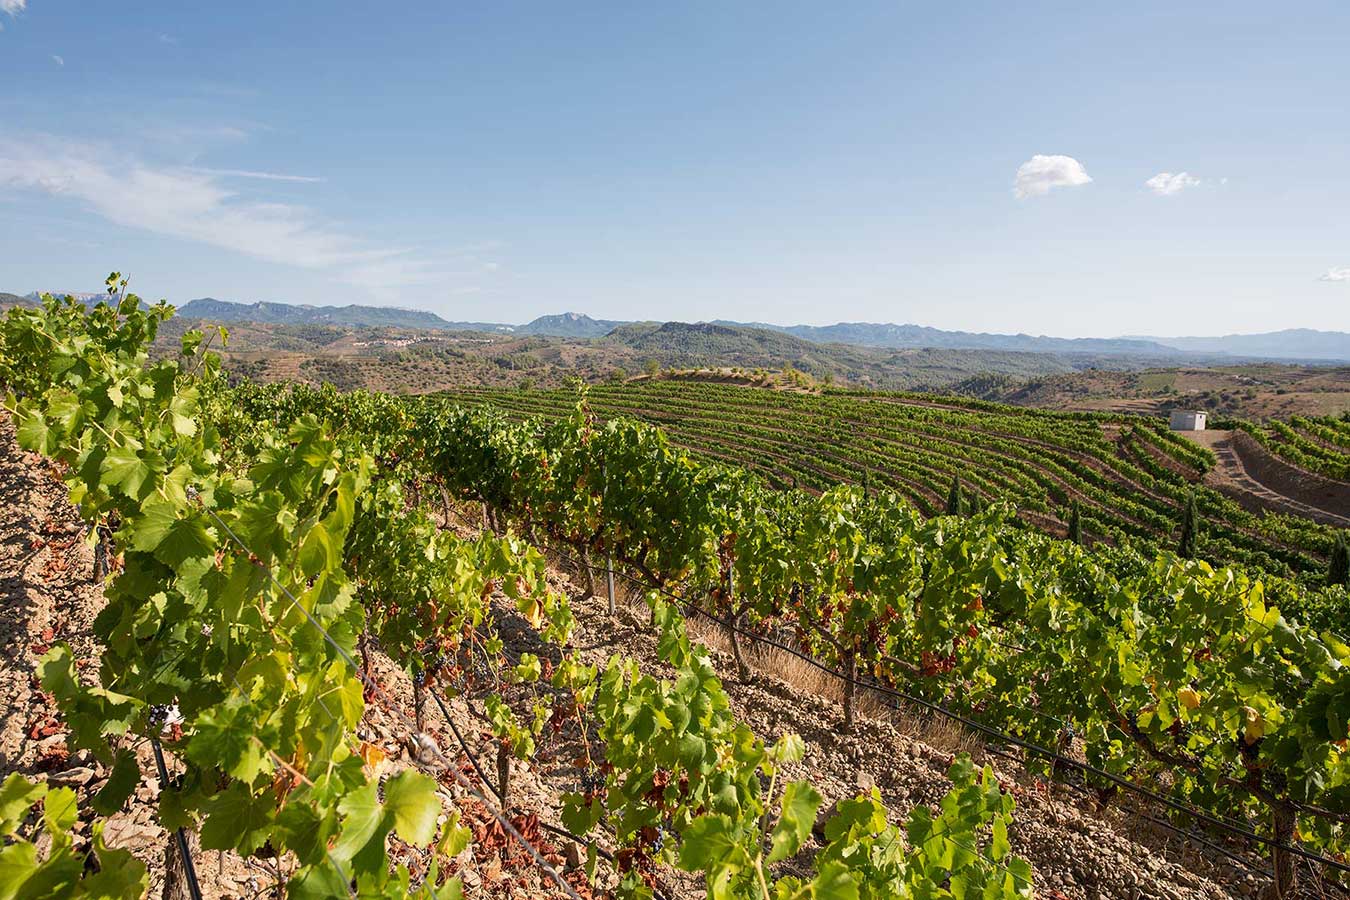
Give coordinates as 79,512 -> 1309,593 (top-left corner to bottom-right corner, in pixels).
1169,410 -> 1207,431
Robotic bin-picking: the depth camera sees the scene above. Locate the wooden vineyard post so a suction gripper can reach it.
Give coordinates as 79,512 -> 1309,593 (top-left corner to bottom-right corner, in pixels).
727,576 -> 751,682
497,741 -> 512,808
841,648 -> 857,733
605,547 -> 617,618
1270,804 -> 1297,898
602,462 -> 616,618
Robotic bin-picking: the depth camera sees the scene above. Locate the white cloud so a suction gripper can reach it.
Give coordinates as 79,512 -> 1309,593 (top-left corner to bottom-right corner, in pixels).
158,33 -> 178,45
1,0 -> 27,15
1320,267 -> 1350,282
50,55 -> 63,66
1145,171 -> 1201,196
1013,154 -> 1092,200
188,167 -> 324,184
0,136 -> 450,296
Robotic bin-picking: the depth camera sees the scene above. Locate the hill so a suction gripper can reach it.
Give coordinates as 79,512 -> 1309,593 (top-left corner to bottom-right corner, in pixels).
1125,328 -> 1350,360
439,379 -> 1347,583
515,312 -> 621,337
726,320 -> 1183,356
175,297 -> 469,330
21,292 -> 1350,362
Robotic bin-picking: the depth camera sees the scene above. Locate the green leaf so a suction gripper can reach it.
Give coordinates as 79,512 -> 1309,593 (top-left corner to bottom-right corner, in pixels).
331,781 -> 385,863
0,774 -> 46,837
199,782 -> 273,855
676,814 -> 738,872
298,522 -> 336,578
276,803 -> 329,866
990,814 -> 1011,863
806,861 -> 859,900
15,411 -> 54,456
80,824 -> 150,899
288,859 -> 352,900
101,443 -> 151,498
187,697 -> 271,783
169,393 -> 198,437
769,733 -> 805,767
382,770 -> 440,845
0,842 -> 39,900
153,512 -> 215,567
436,811 -> 471,858
767,781 -> 821,863
434,875 -> 464,900
92,749 -> 140,816
43,786 -> 78,833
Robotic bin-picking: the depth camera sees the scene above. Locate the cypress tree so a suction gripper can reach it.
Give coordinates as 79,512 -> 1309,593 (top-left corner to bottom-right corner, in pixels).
1329,530 -> 1350,587
946,475 -> 963,516
1067,500 -> 1082,545
1178,492 -> 1200,559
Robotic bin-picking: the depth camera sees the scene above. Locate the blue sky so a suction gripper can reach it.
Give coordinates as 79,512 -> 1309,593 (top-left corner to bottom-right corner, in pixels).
2,1 -> 1348,336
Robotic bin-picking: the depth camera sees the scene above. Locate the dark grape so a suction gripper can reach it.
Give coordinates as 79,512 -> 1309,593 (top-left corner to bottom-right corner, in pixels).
147,703 -> 172,731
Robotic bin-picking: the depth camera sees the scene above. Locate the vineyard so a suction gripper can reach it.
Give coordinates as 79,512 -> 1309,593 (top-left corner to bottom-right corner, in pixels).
435,381 -> 1349,590
3,289 -> 1350,899
1228,417 -> 1350,483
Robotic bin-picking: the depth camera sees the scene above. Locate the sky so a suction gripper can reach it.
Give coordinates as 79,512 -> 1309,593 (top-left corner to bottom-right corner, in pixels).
2,1 -> 1348,337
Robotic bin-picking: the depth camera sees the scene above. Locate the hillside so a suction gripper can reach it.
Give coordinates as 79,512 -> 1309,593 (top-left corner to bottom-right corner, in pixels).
437,380 -> 1348,590
948,364 -> 1350,420
7,293 -> 1349,899
728,320 -> 1182,356
516,311 -> 622,337
176,297 -> 461,329
24,292 -> 1349,362
0,417 -> 1270,900
1126,328 -> 1350,360
155,314 -> 1113,393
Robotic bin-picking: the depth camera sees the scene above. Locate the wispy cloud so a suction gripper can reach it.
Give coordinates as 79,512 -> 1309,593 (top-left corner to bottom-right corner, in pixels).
0,136 -> 452,297
189,167 -> 324,184
1145,171 -> 1202,196
1,0 -> 27,16
1320,267 -> 1350,282
158,33 -> 178,45
1013,154 -> 1092,200
51,55 -> 64,66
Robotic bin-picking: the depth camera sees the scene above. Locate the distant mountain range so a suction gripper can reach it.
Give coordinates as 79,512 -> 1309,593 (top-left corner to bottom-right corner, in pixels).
9,292 -> 1350,362
1119,328 -> 1350,361
718,321 -> 1182,356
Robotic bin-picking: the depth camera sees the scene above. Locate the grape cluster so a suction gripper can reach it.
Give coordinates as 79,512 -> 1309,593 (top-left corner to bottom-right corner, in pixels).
420,645 -> 452,672
412,668 -> 427,688
579,768 -> 606,798
147,703 -> 172,731
650,827 -> 666,854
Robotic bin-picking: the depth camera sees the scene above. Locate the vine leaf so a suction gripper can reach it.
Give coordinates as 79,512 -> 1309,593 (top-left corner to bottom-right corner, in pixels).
383,770 -> 440,845
92,749 -> 140,816
767,781 -> 821,863
199,782 -> 273,855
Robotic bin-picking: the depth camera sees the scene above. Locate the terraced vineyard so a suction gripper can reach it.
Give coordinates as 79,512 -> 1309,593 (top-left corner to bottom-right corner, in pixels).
438,381 -> 1344,584
1231,414 -> 1350,481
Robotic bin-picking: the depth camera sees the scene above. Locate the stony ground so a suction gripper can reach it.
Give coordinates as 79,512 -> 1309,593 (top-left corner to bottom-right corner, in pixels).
0,415 -> 1304,899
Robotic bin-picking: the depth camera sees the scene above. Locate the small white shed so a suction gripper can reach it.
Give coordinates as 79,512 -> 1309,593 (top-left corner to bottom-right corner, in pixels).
1169,410 -> 1207,431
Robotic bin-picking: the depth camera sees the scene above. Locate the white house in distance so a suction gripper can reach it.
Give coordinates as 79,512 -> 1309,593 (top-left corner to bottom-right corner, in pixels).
1169,410 -> 1207,431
